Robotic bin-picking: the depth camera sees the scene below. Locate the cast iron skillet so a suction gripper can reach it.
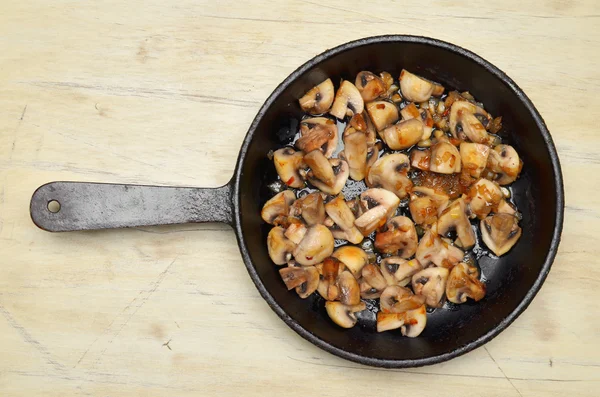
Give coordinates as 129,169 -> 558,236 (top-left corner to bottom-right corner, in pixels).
30,35 -> 564,368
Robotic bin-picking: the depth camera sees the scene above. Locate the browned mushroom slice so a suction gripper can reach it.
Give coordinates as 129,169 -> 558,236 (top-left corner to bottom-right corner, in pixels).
446,262 -> 486,304
354,188 -> 401,236
279,266 -> 307,290
366,153 -> 412,199
324,196 -> 363,244
293,224 -> 334,266
273,148 -> 305,188
304,150 -> 335,186
410,148 -> 431,171
416,230 -> 464,268
380,119 -> 424,150
486,145 -> 523,185
374,216 -> 418,258
330,80 -> 364,119
295,266 -> 320,299
376,312 -> 405,332
361,264 -> 388,291
409,186 -> 449,226
380,285 -> 426,313
400,102 -> 434,142
341,127 -> 368,181
466,179 -> 503,219
495,199 -> 516,215
261,190 -> 296,225
284,221 -> 307,245
458,110 -> 490,144
480,213 -> 522,256
380,257 -> 423,286
289,192 -> 325,226
460,142 -> 490,182
360,278 -> 382,299
299,78 -> 335,115
316,256 -> 345,301
430,137 -> 461,174
401,305 -> 427,337
379,71 -> 400,99
332,245 -> 369,277
412,267 -> 449,307
325,301 -> 367,328
306,158 -> 349,195
343,112 -> 376,144
268,226 -> 297,265
337,271 -> 361,305
399,70 -> 439,102
437,198 -> 476,249
366,101 -> 400,131
449,100 -> 491,139
355,71 -> 386,102
296,117 -> 338,158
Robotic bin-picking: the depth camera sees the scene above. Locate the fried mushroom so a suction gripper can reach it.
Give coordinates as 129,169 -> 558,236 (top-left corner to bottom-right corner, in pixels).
399,70 -> 441,102
330,80 -> 364,119
324,196 -> 363,244
337,270 -> 361,305
332,245 -> 369,277
341,126 -> 368,181
296,117 -> 338,158
268,226 -> 296,265
486,145 -> 523,185
409,186 -> 449,225
410,148 -> 431,171
437,198 -> 476,249
261,190 -> 296,225
366,101 -> 400,131
412,267 -> 449,307
273,148 -> 305,188
460,142 -> 490,182
380,257 -> 423,286
366,153 -> 412,199
355,71 -> 386,102
299,78 -> 335,115
374,216 -> 418,258
380,119 -> 424,150
380,285 -> 426,313
400,102 -> 434,142
446,262 -> 486,304
430,137 -> 461,174
480,213 -> 522,256
466,179 -> 503,219
293,224 -> 334,266
354,188 -> 401,236
416,230 -> 464,268
279,266 -> 307,290
289,192 -> 325,226
449,100 -> 491,140
325,301 -> 366,328
305,157 -> 350,195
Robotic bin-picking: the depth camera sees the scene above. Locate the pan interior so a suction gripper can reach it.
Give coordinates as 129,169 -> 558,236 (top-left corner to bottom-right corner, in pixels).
235,37 -> 561,365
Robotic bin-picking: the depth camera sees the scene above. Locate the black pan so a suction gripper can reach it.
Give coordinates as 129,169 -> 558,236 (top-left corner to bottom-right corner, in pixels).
30,35 -> 564,368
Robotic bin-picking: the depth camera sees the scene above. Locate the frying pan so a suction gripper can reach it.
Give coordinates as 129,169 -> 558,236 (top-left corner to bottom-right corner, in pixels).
29,35 -> 564,368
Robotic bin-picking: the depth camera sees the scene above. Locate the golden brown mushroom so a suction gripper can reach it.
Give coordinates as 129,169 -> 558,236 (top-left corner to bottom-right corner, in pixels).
412,267 -> 449,307
466,178 -> 503,220
289,192 -> 325,226
380,119 -> 424,150
430,137 -> 461,174
298,78 -> 335,115
330,80 -> 364,119
293,224 -> 334,266
460,142 -> 490,182
374,216 -> 418,258
480,213 -> 522,256
261,190 -> 296,225
446,262 -> 486,304
399,69 -> 443,102
324,196 -> 363,244
354,188 -> 400,236
295,266 -> 321,299
273,148 -> 305,188
416,230 -> 464,268
305,156 -> 350,195
268,226 -> 296,265
366,101 -> 400,131
380,257 -> 423,287
408,186 -> 449,226
355,71 -> 386,102
332,245 -> 369,277
486,145 -> 523,185
296,117 -> 338,158
325,301 -> 366,328
366,153 -> 412,199
437,198 -> 476,249
380,285 -> 426,313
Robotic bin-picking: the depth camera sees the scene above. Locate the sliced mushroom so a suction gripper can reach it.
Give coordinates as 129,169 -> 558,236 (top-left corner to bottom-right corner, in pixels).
298,78 -> 335,115
416,230 -> 464,268
412,267 -> 449,307
304,150 -> 335,186
380,119 -> 424,150
273,148 -> 305,188
330,80 -> 364,119
306,158 -> 349,195
437,198 -> 476,249
289,192 -> 325,226
430,137 -> 461,174
267,226 -> 296,265
361,264 -> 388,291
261,190 -> 296,225
400,102 -> 434,141
337,271 -> 361,305
486,145 -> 523,185
460,142 -> 490,182
458,109 -> 490,144
325,301 -> 366,328
401,305 -> 427,337
341,127 -> 368,181
317,256 -> 345,301
449,100 -> 491,139
295,266 -> 320,299
279,266 -> 307,290
409,186 -> 449,226
284,221 -> 308,245
480,213 -> 522,256
332,245 -> 369,277
374,216 -> 418,258
324,196 -> 363,244
343,112 -> 376,144
354,188 -> 401,236
376,312 -> 406,332
399,69 -> 440,102
293,224 -> 334,266
446,262 -> 486,304
296,117 -> 338,158
380,257 -> 423,286
380,285 -> 426,313
495,199 -> 516,215
466,178 -> 503,219
366,153 -> 412,199
360,278 -> 383,299
355,71 -> 386,102
366,101 -> 399,131
410,148 -> 431,171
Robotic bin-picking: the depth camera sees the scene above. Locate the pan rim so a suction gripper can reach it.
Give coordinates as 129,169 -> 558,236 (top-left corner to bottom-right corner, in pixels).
232,34 -> 565,368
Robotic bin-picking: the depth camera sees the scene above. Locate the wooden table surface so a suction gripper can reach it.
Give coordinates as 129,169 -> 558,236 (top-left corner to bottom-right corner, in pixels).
1,1 -> 599,396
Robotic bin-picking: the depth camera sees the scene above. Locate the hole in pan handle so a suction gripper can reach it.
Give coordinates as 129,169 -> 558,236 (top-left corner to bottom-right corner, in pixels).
29,181 -> 234,232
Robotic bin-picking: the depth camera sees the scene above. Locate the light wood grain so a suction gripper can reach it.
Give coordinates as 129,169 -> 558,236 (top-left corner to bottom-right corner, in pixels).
1,1 -> 599,396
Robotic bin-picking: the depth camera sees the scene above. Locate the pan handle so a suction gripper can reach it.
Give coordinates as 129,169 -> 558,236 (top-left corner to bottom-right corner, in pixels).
30,181 -> 234,232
